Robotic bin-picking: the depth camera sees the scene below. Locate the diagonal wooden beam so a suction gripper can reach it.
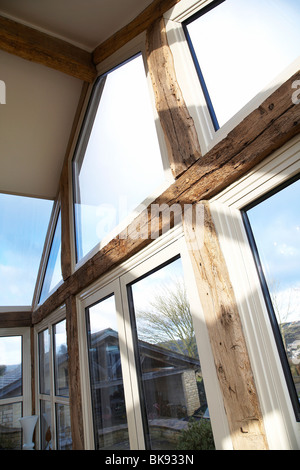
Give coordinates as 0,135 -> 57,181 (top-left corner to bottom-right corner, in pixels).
92,0 -> 182,66
0,15 -> 97,82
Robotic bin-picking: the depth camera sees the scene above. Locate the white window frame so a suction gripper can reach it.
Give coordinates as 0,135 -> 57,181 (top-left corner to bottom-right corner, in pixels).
70,34 -> 173,272
34,305 -> 70,450
210,134 -> 300,449
0,327 -> 32,420
77,225 -> 232,450
164,0 -> 300,155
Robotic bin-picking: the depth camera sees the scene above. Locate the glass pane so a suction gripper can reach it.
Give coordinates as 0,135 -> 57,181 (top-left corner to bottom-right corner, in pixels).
0,402 -> 22,450
0,336 -> 22,399
73,53 -> 165,261
39,211 -> 62,304
129,257 -> 214,450
53,320 -> 69,397
0,193 -> 53,305
246,178 -> 300,405
40,400 -> 52,450
185,0 -> 300,127
86,294 -> 130,450
56,403 -> 72,450
39,329 -> 50,395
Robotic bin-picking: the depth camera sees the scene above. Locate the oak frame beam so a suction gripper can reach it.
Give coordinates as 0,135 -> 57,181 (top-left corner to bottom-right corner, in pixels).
0,15 -> 97,82
183,202 -> 268,449
146,17 -> 201,178
66,295 -> 85,449
32,69 -> 300,325
0,310 -> 32,328
92,0 -> 182,65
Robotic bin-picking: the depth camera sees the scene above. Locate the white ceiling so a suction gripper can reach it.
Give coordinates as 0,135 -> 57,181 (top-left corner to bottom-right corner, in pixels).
0,0 -> 153,50
0,0 -> 153,200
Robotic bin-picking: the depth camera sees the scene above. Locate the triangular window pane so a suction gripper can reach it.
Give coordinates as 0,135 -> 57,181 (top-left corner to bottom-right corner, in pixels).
39,211 -> 62,303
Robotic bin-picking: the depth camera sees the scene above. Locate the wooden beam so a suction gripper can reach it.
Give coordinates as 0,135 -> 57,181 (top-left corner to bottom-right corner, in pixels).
183,202 -> 268,450
65,295 -> 85,449
92,0 -> 182,66
146,17 -> 201,178
32,71 -> 300,324
60,82 -> 90,281
0,15 -> 97,82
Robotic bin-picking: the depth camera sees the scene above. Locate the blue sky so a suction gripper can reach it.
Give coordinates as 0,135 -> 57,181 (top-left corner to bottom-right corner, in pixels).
1,0 -> 300,309
0,193 -> 53,305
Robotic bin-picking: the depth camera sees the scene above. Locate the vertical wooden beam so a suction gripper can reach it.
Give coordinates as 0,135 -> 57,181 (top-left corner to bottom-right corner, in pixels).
30,327 -> 36,415
183,201 -> 268,450
65,295 -> 84,449
146,16 -> 201,178
60,161 -> 72,281
60,82 -> 89,281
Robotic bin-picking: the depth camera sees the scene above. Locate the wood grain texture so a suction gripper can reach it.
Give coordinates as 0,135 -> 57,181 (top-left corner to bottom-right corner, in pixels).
0,310 -> 32,327
183,202 -> 268,450
92,0 -> 182,65
65,295 -> 85,449
0,15 -> 96,82
60,82 -> 90,281
146,17 -> 201,178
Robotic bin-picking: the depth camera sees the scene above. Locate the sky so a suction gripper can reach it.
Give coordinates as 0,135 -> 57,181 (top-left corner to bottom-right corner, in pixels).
0,193 -> 53,306
0,335 -> 22,366
39,211 -> 62,304
87,258 -> 185,339
186,0 -> 300,127
247,179 -> 300,324
88,294 -> 118,335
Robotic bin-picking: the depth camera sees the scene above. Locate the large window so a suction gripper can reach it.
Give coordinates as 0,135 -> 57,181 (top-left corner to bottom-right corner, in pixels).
36,312 -> 71,450
39,210 -> 62,304
86,294 -> 130,450
78,233 -> 229,449
128,256 -> 214,450
183,0 -> 300,129
73,53 -> 165,262
243,176 -> 300,420
0,329 -> 31,450
0,193 -> 53,306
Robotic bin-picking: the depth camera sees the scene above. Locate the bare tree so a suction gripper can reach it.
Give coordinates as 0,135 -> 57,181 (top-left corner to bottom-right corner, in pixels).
136,279 -> 197,358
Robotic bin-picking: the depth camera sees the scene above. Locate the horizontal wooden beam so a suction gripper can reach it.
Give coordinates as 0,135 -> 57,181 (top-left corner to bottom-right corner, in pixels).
0,15 -> 97,82
32,71 -> 300,324
0,310 -> 32,328
92,0 -> 182,66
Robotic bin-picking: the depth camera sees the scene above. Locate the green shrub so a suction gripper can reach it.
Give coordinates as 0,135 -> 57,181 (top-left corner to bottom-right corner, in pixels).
176,419 -> 215,450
